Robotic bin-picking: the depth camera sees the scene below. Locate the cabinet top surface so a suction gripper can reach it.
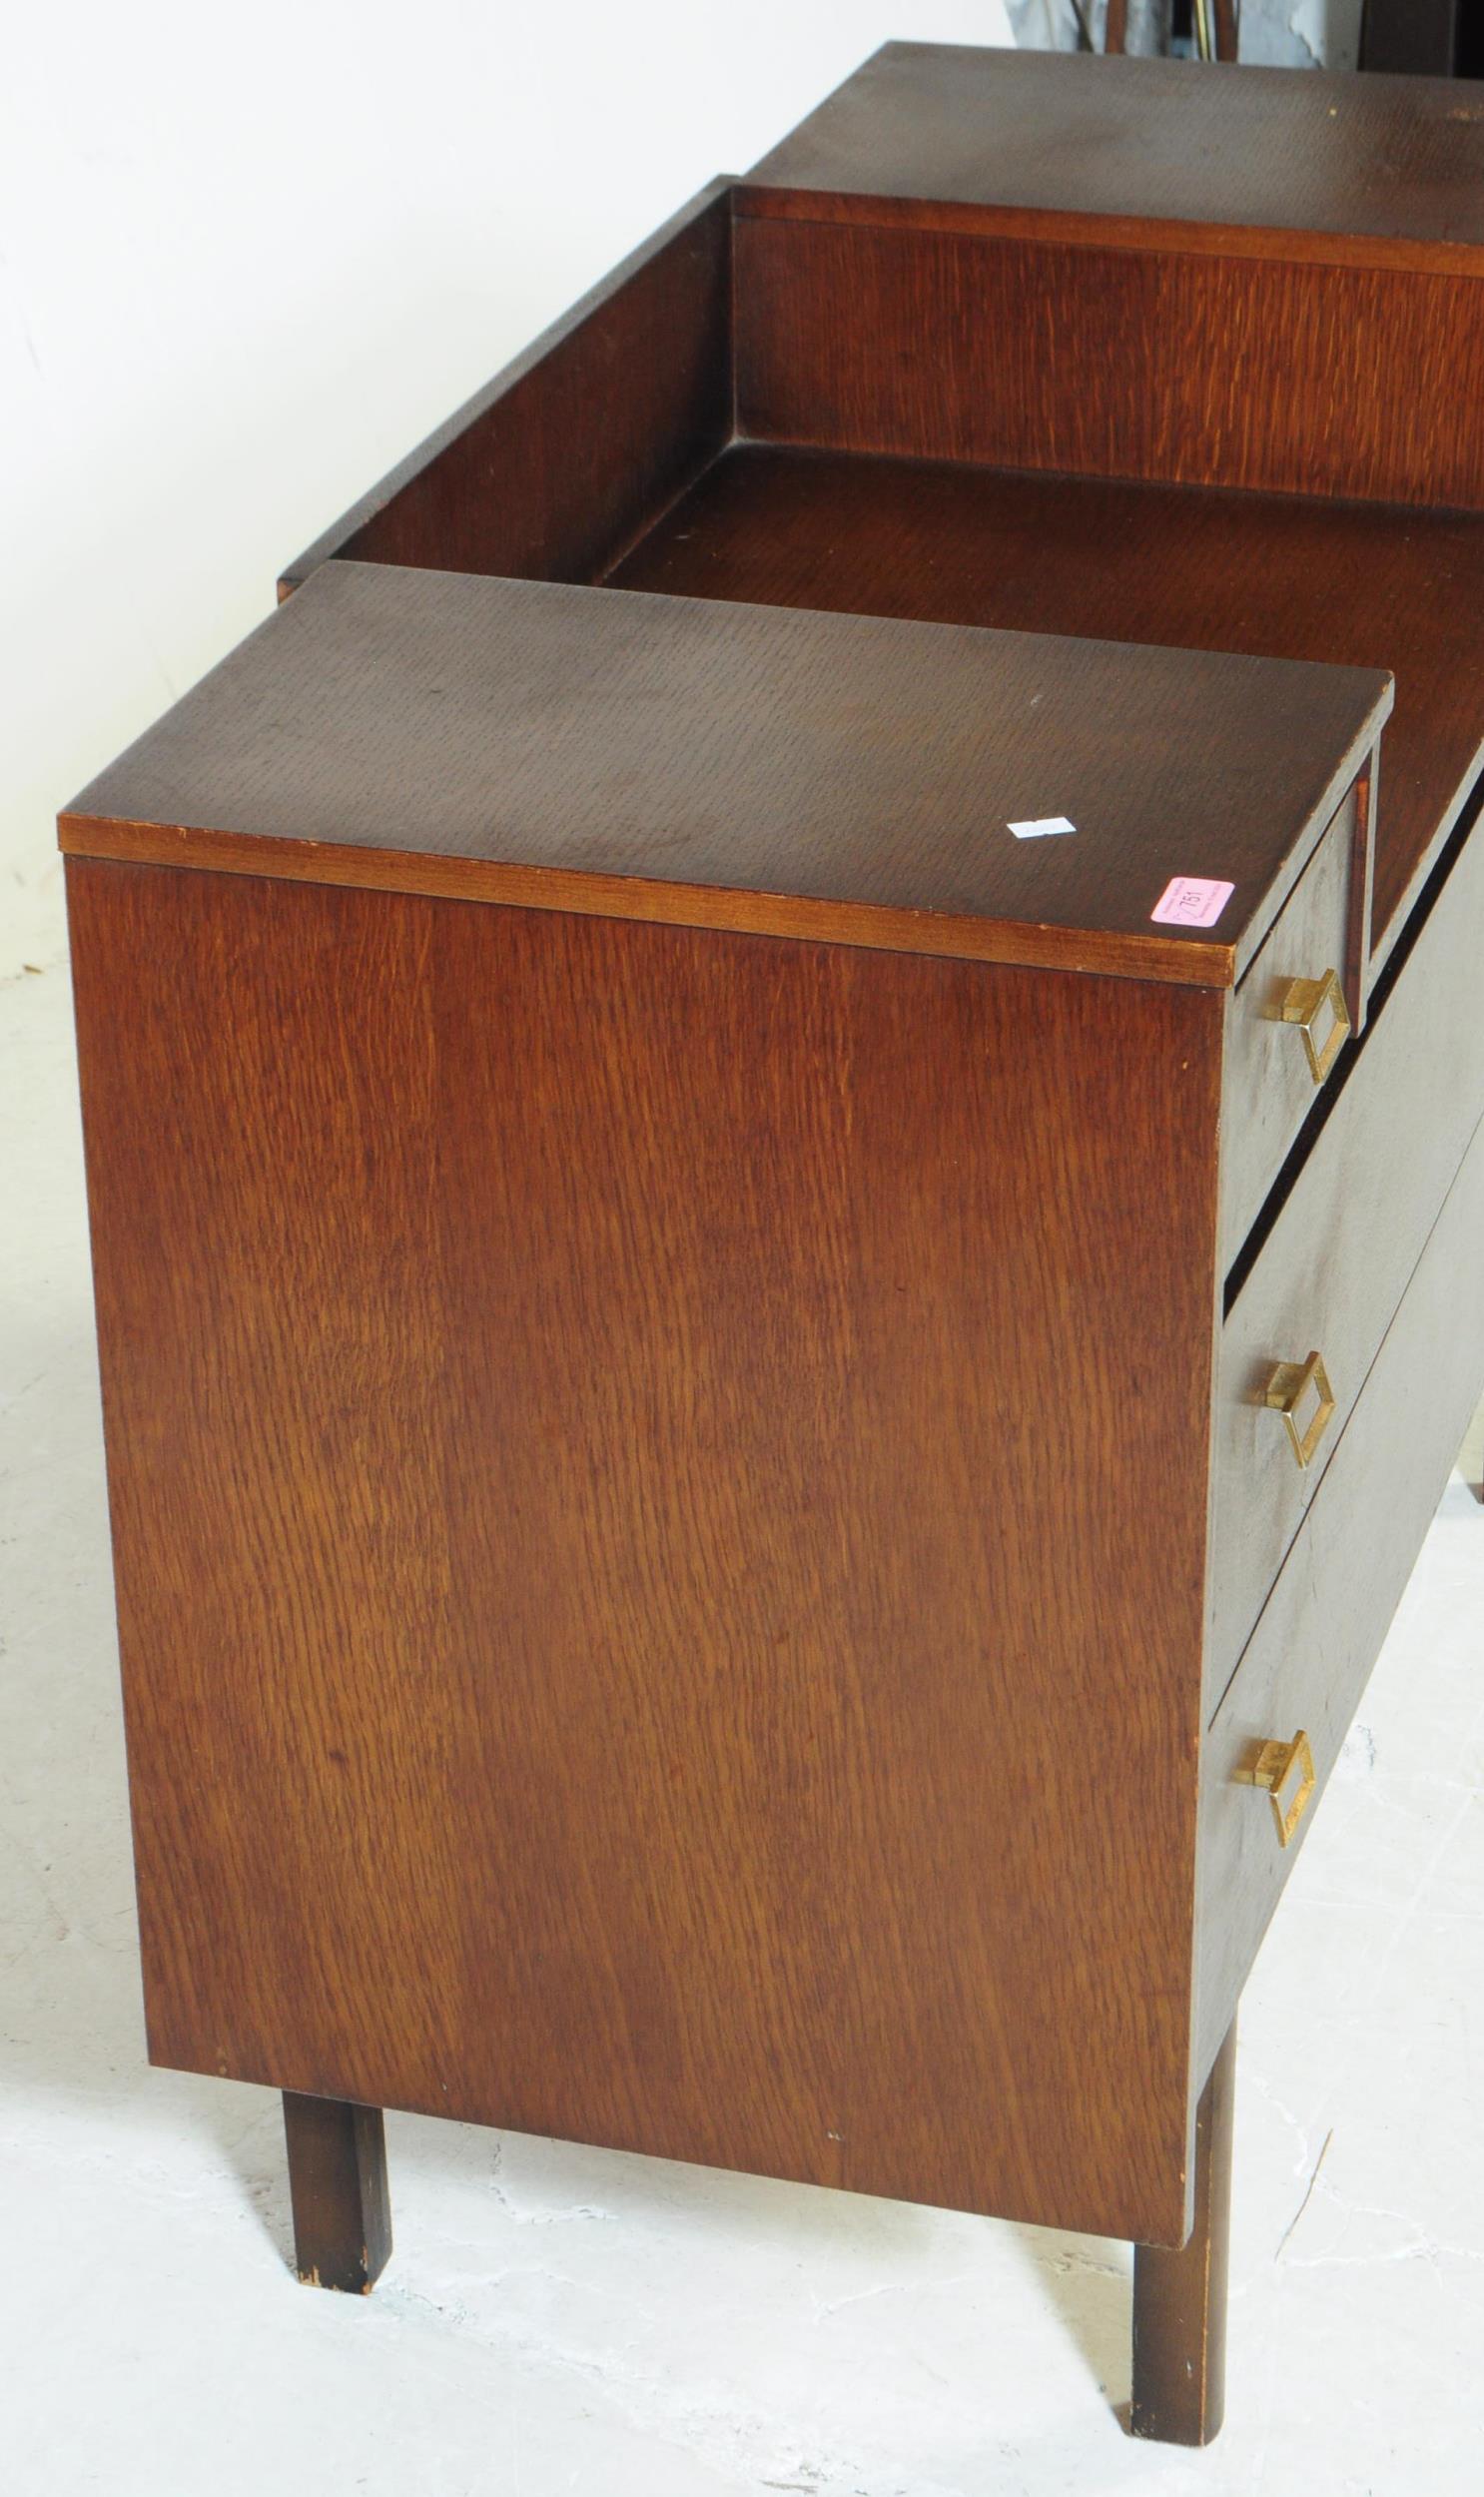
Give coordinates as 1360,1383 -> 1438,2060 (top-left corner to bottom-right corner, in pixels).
747,43 -> 1484,260
61,560 -> 1388,986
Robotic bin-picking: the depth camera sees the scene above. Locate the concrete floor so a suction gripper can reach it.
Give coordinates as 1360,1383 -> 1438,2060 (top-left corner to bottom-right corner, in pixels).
3,945 -> 1482,2497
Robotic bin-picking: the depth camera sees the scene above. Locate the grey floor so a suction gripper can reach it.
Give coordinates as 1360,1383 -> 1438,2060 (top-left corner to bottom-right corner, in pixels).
4,949 -> 1482,2496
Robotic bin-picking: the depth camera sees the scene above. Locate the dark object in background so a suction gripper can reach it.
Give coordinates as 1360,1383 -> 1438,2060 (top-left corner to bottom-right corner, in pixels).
1108,0 -> 1235,59
1361,0 -> 1484,75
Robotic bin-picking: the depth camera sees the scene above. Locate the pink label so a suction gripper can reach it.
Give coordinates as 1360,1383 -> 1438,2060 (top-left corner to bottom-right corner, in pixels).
1150,875 -> 1234,930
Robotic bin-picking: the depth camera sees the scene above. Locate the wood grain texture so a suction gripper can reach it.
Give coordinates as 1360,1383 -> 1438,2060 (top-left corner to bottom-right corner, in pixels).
67,854 -> 1227,2245
1130,2021 -> 1236,2447
282,2094 -> 391,2293
607,444 -> 1475,973
60,559 -> 1388,990
1209,805 -> 1484,1714
732,211 -> 1484,514
1197,1095 -> 1484,2081
744,42 -> 1484,271
281,183 -> 733,593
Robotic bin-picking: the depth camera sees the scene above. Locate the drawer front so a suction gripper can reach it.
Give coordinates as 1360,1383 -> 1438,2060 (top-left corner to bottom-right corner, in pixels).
1207,805 -> 1484,1714
1219,775 -> 1368,1256
1196,1104 -> 1484,2082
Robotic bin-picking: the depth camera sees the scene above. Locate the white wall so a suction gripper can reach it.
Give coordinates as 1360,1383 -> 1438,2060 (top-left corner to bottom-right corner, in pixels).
0,3 -> 1012,978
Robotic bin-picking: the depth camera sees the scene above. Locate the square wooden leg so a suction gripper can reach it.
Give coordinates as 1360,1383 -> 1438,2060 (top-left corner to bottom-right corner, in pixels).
1129,2019 -> 1236,2445
282,2091 -> 392,2293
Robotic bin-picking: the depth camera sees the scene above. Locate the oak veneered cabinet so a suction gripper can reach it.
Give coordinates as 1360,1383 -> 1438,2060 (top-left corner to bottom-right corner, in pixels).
62,42 -> 1484,2451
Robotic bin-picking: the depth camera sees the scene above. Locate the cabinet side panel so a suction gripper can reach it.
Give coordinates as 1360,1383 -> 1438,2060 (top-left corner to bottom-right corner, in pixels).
68,859 -> 1221,2243
284,185 -> 732,592
734,216 -> 1484,511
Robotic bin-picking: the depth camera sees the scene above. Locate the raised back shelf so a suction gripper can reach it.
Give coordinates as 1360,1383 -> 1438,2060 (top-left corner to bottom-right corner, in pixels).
743,40 -> 1484,260
274,45 -> 1484,976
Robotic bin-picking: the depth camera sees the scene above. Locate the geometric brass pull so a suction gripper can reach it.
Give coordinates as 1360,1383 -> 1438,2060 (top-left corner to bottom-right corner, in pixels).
1234,1728 -> 1316,1847
1278,967 -> 1350,1084
1262,1348 -> 1335,1468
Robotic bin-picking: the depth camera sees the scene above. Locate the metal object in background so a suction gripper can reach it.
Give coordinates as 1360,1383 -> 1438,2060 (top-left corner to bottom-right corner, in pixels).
1010,0 -> 1484,66
1104,0 -> 1234,57
1006,1 -> 1095,47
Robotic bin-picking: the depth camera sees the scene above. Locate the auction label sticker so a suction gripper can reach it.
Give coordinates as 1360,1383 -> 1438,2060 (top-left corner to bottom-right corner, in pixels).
1008,816 -> 1076,839
1150,875 -> 1234,929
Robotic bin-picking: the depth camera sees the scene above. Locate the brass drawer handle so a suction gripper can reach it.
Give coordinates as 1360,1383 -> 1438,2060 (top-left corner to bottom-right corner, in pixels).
1235,1728 -> 1315,1848
1278,968 -> 1350,1084
1262,1348 -> 1335,1467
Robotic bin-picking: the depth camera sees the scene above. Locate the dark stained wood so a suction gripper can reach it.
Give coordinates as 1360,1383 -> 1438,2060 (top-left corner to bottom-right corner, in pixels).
606,443 -> 1478,973
1198,1093 -> 1484,2079
1209,800 -> 1484,1715
731,211 -> 1484,514
280,183 -> 733,595
59,558 -> 1388,992
282,2093 -> 391,2293
261,58 -> 1479,1006
1212,0 -> 1238,60
744,42 -> 1484,271
1130,2021 -> 1236,2446
1106,0 -> 1128,49
66,851 -> 1228,2247
57,45 -> 1484,2451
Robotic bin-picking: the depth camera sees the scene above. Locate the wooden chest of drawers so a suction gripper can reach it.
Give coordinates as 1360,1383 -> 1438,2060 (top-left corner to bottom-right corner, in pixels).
62,42 -> 1484,2449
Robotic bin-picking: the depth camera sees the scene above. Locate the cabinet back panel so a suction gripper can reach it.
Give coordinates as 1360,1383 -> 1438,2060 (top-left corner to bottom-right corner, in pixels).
734,213 -> 1484,511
